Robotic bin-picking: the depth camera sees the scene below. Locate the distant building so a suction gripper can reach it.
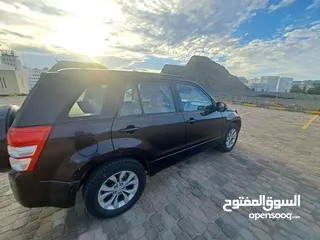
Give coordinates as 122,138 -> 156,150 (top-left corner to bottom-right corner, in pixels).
277,77 -> 293,93
0,51 -> 29,95
294,80 -> 320,91
292,81 -> 303,86
247,76 -> 293,92
26,67 -> 48,90
238,77 -> 248,84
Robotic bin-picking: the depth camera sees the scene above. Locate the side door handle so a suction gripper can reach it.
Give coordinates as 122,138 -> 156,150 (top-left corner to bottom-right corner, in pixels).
186,118 -> 196,124
119,125 -> 140,134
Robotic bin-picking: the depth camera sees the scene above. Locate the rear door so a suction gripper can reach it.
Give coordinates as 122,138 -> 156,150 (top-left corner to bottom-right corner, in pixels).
112,79 -> 186,162
173,81 -> 225,147
35,73 -> 121,181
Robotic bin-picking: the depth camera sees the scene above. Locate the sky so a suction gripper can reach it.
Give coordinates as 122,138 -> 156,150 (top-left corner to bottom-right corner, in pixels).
0,0 -> 319,81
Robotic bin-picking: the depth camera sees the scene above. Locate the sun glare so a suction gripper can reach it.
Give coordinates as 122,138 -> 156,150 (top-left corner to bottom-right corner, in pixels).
42,0 -> 124,56
43,18 -> 109,56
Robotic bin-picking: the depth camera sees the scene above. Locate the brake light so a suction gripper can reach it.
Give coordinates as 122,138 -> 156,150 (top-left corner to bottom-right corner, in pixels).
7,126 -> 52,172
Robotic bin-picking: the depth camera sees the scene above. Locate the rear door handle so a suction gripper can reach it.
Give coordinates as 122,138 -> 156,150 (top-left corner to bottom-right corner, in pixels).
186,118 -> 196,124
119,125 -> 140,134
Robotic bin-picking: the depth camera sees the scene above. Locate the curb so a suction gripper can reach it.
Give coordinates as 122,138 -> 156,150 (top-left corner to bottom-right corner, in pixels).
224,101 -> 320,114
224,101 -> 233,105
269,106 -> 286,111
244,103 -> 257,107
303,110 -> 320,115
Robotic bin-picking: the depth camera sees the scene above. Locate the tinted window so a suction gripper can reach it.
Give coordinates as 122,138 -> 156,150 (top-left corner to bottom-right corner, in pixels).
69,85 -> 108,117
138,82 -> 175,114
119,83 -> 142,116
175,83 -> 212,112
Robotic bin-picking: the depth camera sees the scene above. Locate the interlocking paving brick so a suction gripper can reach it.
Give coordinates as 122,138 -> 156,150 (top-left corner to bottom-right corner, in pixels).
0,215 -> 17,227
171,225 -> 181,236
161,230 -> 175,240
39,207 -> 58,218
187,214 -> 206,234
199,203 -> 218,221
0,231 -> 11,240
193,235 -> 206,240
116,217 -> 130,236
165,204 -> 181,220
35,222 -> 53,237
12,217 -> 28,230
0,105 -> 320,240
161,213 -> 177,229
144,227 -> 158,240
177,218 -> 197,239
176,232 -> 191,240
239,228 -> 255,240
192,207 -> 209,223
253,228 -> 272,240
52,209 -> 68,221
0,199 -> 12,208
219,223 -> 238,239
131,225 -> 145,239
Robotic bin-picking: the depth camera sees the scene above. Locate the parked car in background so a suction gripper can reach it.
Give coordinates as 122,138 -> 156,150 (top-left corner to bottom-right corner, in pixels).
0,69 -> 241,218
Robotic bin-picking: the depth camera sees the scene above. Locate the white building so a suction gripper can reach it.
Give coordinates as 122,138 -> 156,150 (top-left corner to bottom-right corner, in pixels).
27,68 -> 48,90
247,76 -> 293,92
277,77 -> 294,93
0,51 -> 29,95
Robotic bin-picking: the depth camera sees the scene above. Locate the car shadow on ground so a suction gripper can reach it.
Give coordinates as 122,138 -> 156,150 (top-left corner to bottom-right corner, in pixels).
30,147 -> 320,240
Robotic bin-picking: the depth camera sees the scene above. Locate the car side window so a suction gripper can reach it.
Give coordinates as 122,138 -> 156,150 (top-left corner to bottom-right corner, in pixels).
119,83 -> 142,116
68,85 -> 108,117
138,82 -> 176,114
175,83 -> 212,112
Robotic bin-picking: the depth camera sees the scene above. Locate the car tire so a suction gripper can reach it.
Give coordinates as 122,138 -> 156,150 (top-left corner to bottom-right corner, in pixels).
0,104 -> 20,172
83,158 -> 146,219
218,123 -> 240,152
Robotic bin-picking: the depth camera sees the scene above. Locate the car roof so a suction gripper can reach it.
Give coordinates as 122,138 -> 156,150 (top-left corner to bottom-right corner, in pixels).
49,68 -> 196,83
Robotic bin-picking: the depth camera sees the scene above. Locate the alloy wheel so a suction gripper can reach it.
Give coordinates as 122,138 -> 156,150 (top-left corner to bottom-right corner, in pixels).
97,171 -> 139,210
226,128 -> 237,149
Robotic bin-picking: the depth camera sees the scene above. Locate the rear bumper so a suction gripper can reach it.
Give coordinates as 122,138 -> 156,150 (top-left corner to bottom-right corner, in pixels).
9,171 -> 79,208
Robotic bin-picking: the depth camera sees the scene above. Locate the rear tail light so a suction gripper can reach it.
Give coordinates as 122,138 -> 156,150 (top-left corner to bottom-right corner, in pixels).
7,126 -> 52,172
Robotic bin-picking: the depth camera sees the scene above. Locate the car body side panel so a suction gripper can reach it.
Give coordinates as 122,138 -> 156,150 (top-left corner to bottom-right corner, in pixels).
220,110 -> 241,136
112,113 -> 187,164
12,72 -> 93,127
34,120 -> 114,182
7,69 -> 243,210
181,111 -> 225,146
32,71 -> 122,182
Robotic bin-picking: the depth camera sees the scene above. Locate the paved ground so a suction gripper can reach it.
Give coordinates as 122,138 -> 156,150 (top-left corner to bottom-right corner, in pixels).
0,100 -> 320,240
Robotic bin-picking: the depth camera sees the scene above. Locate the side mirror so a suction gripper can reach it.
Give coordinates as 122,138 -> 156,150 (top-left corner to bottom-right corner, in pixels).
204,105 -> 216,113
197,106 -> 205,111
198,104 -> 216,114
217,102 -> 227,112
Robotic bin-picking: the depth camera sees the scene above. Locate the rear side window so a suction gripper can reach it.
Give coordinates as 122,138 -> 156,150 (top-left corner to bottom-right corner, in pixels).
69,85 -> 108,117
175,83 -> 212,112
138,82 -> 176,114
119,83 -> 142,116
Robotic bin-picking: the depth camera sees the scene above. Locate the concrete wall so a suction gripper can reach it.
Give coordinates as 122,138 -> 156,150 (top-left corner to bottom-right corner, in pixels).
0,96 -> 26,107
0,70 -> 29,95
214,93 -> 320,111
277,77 -> 293,93
16,70 -> 29,94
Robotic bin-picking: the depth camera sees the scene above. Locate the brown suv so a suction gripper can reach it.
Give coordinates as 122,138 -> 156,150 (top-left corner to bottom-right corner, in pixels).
0,69 -> 241,218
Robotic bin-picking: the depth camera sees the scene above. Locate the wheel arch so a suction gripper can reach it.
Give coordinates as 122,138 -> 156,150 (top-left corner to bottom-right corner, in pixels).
232,119 -> 241,130
79,154 -> 150,189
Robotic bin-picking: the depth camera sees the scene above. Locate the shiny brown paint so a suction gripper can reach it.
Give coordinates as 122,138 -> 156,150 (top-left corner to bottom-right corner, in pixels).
7,69 -> 241,208
112,112 -> 187,162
